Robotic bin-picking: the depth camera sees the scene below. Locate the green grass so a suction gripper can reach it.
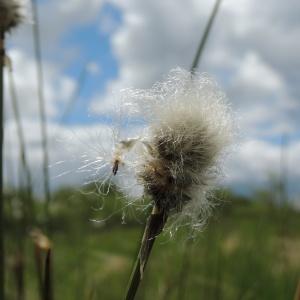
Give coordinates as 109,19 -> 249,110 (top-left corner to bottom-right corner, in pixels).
4,187 -> 300,299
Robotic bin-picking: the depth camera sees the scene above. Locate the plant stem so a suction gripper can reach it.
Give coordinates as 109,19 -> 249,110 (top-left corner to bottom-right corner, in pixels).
176,1 -> 223,297
7,62 -> 35,224
125,206 -> 168,300
44,249 -> 52,300
294,279 -> 300,300
59,64 -> 88,123
190,0 -> 222,72
34,245 -> 44,300
30,0 -> 51,230
0,29 -> 5,300
13,252 -> 24,300
176,237 -> 193,300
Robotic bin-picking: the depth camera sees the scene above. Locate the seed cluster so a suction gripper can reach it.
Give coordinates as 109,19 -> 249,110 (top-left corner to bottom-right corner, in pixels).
116,68 -> 234,228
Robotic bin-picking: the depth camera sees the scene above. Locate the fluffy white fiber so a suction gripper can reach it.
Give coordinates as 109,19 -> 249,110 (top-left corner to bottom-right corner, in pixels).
76,68 -> 234,233
0,0 -> 23,32
105,68 -> 235,232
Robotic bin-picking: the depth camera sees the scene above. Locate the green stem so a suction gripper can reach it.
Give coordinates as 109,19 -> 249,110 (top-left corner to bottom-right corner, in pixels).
44,249 -> 53,300
125,207 -> 167,300
31,0 -> 51,230
190,0 -> 222,72
0,29 -> 5,300
8,62 -> 35,224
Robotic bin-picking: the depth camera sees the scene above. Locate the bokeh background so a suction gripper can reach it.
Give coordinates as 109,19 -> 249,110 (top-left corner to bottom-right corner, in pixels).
3,0 -> 300,299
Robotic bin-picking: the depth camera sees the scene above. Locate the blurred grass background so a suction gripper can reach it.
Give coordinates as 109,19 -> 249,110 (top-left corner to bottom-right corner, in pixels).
4,186 -> 300,299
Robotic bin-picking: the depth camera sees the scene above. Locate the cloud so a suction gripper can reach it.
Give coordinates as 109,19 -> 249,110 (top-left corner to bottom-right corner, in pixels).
91,0 -> 300,136
4,48 -> 75,121
224,139 -> 300,199
233,52 -> 283,92
8,0 -> 105,53
3,0 -> 108,194
4,0 -> 300,198
226,140 -> 280,185
4,118 -> 114,193
89,0 -> 300,197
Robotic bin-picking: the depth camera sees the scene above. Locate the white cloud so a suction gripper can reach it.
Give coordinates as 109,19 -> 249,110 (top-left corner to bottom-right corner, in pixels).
225,139 -> 300,198
89,0 -> 300,197
4,0 -> 300,198
4,48 -> 75,121
8,0 -> 105,53
4,118 -> 114,193
3,0 -> 108,194
234,52 -> 283,91
91,0 -> 299,129
226,140 -> 280,184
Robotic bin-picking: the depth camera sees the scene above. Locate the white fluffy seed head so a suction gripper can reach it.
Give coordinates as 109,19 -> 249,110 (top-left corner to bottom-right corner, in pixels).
114,68 -> 235,232
0,0 -> 23,32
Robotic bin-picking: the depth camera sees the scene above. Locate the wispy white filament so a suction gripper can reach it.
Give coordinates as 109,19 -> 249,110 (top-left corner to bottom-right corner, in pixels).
105,68 -> 234,232
76,68 -> 234,233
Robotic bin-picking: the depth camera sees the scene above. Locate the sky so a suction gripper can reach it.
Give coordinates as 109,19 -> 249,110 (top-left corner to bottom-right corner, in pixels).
3,0 -> 300,202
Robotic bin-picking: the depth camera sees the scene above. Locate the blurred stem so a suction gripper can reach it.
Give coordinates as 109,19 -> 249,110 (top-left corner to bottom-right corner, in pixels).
213,238 -> 223,300
125,206 -> 168,300
190,0 -> 222,72
7,62 -> 35,224
0,29 -> 5,300
176,1 -> 223,297
31,0 -> 51,230
59,64 -> 88,123
44,249 -> 53,300
279,134 -> 289,297
279,134 -> 288,206
176,238 -> 193,300
34,245 -> 44,300
13,253 -> 24,300
34,246 -> 53,300
294,279 -> 300,300
50,63 -> 89,142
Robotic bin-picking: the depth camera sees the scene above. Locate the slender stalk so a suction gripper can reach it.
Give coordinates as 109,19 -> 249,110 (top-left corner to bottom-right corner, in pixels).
31,229 -> 52,300
279,133 -> 289,297
44,249 -> 53,300
279,133 -> 288,206
13,253 -> 24,300
50,63 -> 89,140
7,61 -> 35,223
34,245 -> 44,300
190,0 -> 222,72
59,64 -> 88,123
175,1 -> 223,297
34,244 -> 53,300
176,238 -> 193,300
0,28 -> 5,300
30,0 -> 51,229
294,279 -> 300,300
125,207 -> 168,300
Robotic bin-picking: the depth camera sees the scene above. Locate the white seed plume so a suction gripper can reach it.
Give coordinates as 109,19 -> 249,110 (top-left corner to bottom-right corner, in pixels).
0,0 -> 23,32
104,68 -> 234,232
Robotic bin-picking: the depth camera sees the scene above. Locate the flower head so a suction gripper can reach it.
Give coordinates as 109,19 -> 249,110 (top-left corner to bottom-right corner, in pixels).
0,0 -> 23,32
110,68 -> 234,232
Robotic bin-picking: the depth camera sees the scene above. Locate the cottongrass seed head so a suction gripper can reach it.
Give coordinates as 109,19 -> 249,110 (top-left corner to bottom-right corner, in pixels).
103,68 -> 234,234
0,0 -> 24,32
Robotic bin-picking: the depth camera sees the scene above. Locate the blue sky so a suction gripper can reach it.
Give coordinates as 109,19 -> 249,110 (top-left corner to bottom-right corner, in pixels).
3,0 -> 300,202
48,3 -> 121,124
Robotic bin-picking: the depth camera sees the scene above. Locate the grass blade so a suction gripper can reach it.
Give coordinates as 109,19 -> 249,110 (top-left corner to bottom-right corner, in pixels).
0,28 -> 5,300
30,0 -> 52,230
125,207 -> 167,300
190,0 -> 222,72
